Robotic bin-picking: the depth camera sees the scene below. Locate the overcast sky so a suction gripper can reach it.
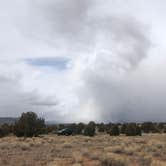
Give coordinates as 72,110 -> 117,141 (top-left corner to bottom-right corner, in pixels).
0,0 -> 166,122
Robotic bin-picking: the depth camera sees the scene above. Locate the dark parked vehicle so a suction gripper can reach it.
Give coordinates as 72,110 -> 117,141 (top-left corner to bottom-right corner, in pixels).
57,128 -> 73,136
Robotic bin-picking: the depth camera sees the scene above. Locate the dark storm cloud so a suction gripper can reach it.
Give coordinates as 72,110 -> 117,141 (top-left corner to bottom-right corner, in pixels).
81,65 -> 166,122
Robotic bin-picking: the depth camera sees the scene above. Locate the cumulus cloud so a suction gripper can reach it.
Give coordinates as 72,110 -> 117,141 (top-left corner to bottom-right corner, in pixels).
25,0 -> 150,68
0,75 -> 59,117
0,0 -> 166,122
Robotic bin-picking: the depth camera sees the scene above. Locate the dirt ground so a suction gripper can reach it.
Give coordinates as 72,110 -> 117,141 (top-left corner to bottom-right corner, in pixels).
0,134 -> 166,166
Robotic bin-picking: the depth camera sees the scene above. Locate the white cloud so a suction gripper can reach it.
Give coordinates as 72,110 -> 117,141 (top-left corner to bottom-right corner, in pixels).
0,0 -> 166,122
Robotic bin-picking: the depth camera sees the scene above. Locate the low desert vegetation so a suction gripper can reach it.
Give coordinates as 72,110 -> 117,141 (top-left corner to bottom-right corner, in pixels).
109,124 -> 120,136
0,134 -> 166,165
13,112 -> 45,137
0,123 -> 10,138
1,112 -> 166,138
83,121 -> 96,137
0,112 -> 166,165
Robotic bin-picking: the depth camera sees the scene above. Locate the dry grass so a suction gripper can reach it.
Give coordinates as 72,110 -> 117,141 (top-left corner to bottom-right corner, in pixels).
0,134 -> 166,165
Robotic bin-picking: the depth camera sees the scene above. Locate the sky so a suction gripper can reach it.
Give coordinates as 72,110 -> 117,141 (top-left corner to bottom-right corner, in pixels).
0,0 -> 166,122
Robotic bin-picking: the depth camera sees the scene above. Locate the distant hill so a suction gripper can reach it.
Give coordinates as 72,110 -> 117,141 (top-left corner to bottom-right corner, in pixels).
46,121 -> 59,125
0,117 -> 18,125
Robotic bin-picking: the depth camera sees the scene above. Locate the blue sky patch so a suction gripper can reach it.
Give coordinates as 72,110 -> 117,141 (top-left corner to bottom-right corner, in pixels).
25,57 -> 70,70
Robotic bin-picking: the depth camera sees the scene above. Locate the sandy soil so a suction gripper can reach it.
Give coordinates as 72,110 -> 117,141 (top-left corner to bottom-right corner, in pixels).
0,134 -> 166,166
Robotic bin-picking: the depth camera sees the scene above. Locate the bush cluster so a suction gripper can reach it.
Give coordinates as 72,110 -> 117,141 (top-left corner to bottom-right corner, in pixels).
110,125 -> 120,136
0,111 -> 166,138
13,112 -> 45,137
125,124 -> 142,136
69,123 -> 85,135
83,121 -> 96,137
0,123 -> 10,137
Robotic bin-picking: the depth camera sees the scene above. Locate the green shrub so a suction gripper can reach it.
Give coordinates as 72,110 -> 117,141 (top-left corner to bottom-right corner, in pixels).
69,123 -> 83,135
110,125 -> 120,136
98,123 -> 106,132
13,112 -> 45,137
106,123 -> 112,134
0,124 -> 10,138
120,124 -> 126,134
83,121 -> 95,137
141,122 -> 156,133
135,125 -> 142,136
125,123 -> 142,136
